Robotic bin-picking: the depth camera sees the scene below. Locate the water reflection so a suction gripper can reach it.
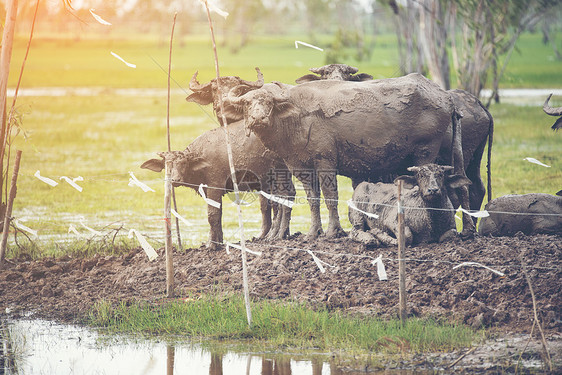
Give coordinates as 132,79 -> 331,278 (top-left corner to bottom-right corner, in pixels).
1,319 -> 381,375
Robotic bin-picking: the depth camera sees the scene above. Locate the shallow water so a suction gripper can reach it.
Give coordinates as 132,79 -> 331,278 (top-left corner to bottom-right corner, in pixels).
3,319 -> 417,375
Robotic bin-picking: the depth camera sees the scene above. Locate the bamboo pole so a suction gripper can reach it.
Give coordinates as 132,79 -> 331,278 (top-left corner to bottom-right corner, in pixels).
397,180 -> 407,323
0,149 -> 21,264
164,160 -> 175,297
202,0 -> 252,327
166,12 -> 182,250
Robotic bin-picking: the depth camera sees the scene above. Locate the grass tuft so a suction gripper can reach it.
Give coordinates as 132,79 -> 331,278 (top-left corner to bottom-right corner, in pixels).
88,294 -> 480,354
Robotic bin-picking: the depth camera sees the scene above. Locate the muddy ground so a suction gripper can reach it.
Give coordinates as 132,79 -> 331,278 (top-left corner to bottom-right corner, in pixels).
1,233 -> 561,371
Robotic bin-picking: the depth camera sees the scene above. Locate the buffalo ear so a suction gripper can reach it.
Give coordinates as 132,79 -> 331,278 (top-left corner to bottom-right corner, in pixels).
394,175 -> 417,189
295,74 -> 320,84
141,158 -> 165,172
446,175 -> 472,189
354,73 -> 373,81
186,91 -> 213,105
190,156 -> 211,173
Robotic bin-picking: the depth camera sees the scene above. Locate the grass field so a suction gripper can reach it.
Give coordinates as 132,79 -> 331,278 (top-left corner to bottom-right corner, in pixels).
7,32 -> 562,257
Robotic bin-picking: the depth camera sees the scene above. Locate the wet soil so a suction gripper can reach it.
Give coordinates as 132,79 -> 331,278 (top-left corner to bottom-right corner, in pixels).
1,233 -> 560,372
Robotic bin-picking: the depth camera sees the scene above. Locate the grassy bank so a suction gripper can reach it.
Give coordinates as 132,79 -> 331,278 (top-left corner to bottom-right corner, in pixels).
88,294 -> 480,355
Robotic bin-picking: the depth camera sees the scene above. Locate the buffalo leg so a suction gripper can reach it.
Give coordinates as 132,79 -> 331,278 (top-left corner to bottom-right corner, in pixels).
318,169 -> 346,238
302,173 -> 323,240
206,189 -> 223,250
258,195 -> 273,239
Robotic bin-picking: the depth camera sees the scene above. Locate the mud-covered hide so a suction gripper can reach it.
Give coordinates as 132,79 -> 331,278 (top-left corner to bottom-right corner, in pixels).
349,164 -> 471,246
186,68 -> 264,126
478,193 -> 562,236
543,93 -> 562,131
141,121 -> 294,249
295,64 -> 373,84
228,73 -> 464,240
438,89 -> 494,212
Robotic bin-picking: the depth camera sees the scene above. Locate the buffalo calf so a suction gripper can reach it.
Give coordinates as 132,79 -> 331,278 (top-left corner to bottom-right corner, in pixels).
349,164 -> 471,246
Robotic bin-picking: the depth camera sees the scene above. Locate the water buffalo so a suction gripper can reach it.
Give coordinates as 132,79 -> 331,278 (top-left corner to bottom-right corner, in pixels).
186,68 -> 264,126
295,65 -> 494,218
543,93 -> 562,130
227,73 -> 472,240
478,193 -> 562,236
349,164 -> 471,246
295,64 -> 373,84
141,121 -> 295,250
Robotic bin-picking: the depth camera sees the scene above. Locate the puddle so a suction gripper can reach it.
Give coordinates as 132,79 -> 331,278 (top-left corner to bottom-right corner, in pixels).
2,319 -> 408,375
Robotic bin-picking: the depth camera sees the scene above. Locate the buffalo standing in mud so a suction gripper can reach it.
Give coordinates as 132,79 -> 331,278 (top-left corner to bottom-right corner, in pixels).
141,121 -> 295,250
478,193 -> 562,236
227,73 -> 474,240
297,65 -> 494,217
349,164 -> 471,246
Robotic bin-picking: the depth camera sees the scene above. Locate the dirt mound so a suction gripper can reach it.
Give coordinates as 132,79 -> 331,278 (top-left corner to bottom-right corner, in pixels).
1,234 -> 560,333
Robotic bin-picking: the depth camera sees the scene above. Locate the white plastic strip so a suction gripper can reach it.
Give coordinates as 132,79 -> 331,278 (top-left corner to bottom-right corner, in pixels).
68,224 -> 84,238
453,262 -> 505,277
306,250 -> 326,273
259,191 -> 294,208
128,172 -> 155,192
80,219 -> 103,236
347,199 -> 379,219
199,0 -> 229,19
524,157 -> 550,168
60,176 -> 83,192
34,170 -> 58,187
458,207 -> 490,218
89,9 -> 112,25
14,219 -> 38,238
371,255 -> 388,281
110,52 -> 137,68
295,40 -> 324,51
128,229 -> 158,261
226,242 -> 262,256
171,209 -> 192,226
198,184 -> 221,208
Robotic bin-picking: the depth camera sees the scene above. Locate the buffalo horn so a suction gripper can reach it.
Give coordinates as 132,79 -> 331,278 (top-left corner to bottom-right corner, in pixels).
189,71 -> 212,91
543,93 -> 562,116
239,67 -> 264,88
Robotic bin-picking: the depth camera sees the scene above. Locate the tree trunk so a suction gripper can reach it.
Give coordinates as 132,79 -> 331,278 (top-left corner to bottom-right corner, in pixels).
0,0 -> 19,203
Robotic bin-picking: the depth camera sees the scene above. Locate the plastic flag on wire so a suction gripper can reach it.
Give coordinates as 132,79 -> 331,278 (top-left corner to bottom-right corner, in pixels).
89,9 -> 112,25
128,229 -> 158,261
60,176 -> 83,192
524,157 -> 551,168
259,191 -> 294,208
295,40 -> 324,51
128,172 -> 155,192
111,52 -> 136,68
372,255 -> 388,281
34,170 -> 58,187
198,0 -> 229,19
198,184 -> 221,208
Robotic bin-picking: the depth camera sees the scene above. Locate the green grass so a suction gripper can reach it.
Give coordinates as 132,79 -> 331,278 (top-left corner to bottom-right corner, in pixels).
88,294 -> 480,355
6,31 -> 562,259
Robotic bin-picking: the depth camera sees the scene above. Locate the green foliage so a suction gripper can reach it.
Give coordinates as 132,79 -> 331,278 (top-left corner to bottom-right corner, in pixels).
88,294 -> 479,354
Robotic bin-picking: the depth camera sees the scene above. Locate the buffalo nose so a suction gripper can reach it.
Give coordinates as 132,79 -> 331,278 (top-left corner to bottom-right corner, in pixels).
427,187 -> 439,194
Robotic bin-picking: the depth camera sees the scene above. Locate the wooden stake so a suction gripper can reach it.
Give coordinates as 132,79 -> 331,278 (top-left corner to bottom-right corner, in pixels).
164,160 -> 175,297
0,149 -> 21,264
166,12 -> 182,250
397,180 -> 407,323
202,0 -> 252,327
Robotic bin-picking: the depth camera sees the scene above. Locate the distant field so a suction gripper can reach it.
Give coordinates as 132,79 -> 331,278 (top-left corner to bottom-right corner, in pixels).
7,32 -> 562,257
